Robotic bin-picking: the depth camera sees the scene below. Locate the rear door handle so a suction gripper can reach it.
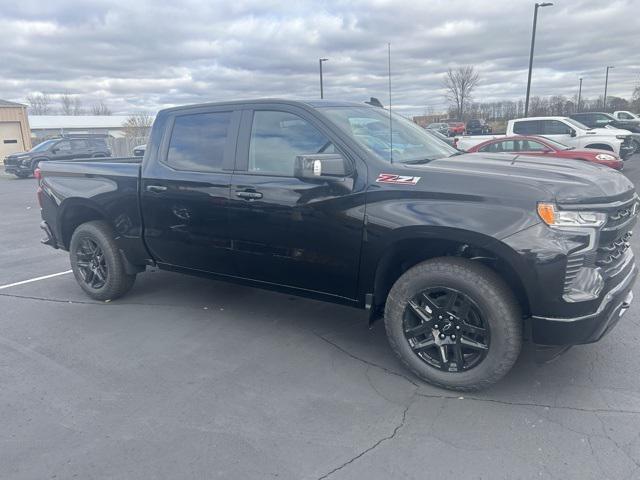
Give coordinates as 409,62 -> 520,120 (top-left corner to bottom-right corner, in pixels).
146,185 -> 168,193
236,191 -> 263,200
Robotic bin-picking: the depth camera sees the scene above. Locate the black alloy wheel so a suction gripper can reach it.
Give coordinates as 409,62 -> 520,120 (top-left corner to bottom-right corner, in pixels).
403,287 -> 490,373
75,238 -> 108,289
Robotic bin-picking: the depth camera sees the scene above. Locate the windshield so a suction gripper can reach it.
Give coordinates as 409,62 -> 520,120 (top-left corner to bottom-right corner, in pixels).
564,118 -> 590,130
319,106 -> 458,163
30,139 -> 57,152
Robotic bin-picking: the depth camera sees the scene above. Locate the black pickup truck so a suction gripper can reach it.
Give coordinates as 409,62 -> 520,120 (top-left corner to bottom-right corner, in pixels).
37,100 -> 638,390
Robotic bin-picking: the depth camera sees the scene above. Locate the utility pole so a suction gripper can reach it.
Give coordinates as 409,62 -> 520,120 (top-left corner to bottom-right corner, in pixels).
603,65 -> 614,110
524,2 -> 553,117
577,77 -> 583,112
319,58 -> 328,99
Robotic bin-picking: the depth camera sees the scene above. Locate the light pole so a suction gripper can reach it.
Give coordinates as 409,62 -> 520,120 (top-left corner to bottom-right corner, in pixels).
524,2 -> 553,117
319,58 -> 328,99
577,77 -> 583,112
603,65 -> 614,110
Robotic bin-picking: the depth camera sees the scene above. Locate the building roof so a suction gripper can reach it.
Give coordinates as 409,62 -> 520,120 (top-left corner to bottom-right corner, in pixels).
0,99 -> 26,108
29,115 -> 133,130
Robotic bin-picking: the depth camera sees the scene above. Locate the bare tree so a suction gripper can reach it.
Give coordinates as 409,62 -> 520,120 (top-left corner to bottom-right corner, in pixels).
91,101 -> 112,116
60,91 -> 73,115
123,113 -> 153,139
26,93 -> 52,115
632,83 -> 640,112
443,66 -> 480,120
73,97 -> 84,115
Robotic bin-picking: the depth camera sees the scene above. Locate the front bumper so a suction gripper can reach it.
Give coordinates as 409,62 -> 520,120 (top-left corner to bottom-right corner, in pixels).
4,161 -> 31,174
531,263 -> 637,345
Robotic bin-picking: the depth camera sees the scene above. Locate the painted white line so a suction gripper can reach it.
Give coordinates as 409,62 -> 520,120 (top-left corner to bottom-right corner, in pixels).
0,270 -> 73,291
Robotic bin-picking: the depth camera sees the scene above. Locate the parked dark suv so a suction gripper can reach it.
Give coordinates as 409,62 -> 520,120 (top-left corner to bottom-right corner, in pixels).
4,136 -> 111,178
466,119 -> 492,135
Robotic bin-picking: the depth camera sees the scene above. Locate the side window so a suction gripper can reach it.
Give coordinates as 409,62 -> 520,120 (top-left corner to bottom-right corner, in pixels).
56,141 -> 71,152
480,142 -> 501,153
520,140 -> 547,151
248,110 -> 334,175
500,141 -> 516,152
512,120 -> 539,135
619,112 -> 633,120
541,120 -> 571,135
166,111 -> 233,172
593,114 -> 610,126
71,139 -> 88,150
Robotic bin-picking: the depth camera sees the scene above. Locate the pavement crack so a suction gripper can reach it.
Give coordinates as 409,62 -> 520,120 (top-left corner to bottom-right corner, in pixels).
314,332 -> 419,387
316,398 -> 413,480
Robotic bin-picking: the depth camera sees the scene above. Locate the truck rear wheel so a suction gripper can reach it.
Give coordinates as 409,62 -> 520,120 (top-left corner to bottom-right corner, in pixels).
69,221 -> 136,301
384,257 -> 522,391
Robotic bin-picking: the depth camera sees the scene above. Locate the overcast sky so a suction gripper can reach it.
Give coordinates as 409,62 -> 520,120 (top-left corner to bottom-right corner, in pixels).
1,0 -> 639,116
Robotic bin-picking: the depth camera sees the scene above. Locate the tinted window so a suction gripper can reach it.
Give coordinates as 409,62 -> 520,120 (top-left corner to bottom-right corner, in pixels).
56,141 -> 71,152
619,112 -> 633,120
541,120 -> 571,135
512,120 -> 539,135
71,139 -> 88,150
249,111 -> 334,175
167,112 -> 232,172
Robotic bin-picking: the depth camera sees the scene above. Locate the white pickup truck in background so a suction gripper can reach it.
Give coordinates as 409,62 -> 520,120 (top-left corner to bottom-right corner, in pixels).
613,111 -> 640,122
454,116 -> 636,158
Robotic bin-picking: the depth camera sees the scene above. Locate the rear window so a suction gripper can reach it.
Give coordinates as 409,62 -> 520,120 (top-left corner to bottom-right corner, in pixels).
166,112 -> 233,172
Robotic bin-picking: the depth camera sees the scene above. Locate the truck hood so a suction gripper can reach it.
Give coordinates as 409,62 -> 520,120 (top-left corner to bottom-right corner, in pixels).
407,153 -> 635,205
589,127 -> 631,136
6,151 -> 31,159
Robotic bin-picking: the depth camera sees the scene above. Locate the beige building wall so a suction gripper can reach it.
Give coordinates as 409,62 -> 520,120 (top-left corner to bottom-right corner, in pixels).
0,104 -> 32,158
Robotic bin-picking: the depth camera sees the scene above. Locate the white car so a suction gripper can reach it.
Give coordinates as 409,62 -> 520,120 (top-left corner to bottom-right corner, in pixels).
455,117 -> 635,158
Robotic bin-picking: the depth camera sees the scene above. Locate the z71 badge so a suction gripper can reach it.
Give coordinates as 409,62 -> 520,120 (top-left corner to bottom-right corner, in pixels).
376,174 -> 421,185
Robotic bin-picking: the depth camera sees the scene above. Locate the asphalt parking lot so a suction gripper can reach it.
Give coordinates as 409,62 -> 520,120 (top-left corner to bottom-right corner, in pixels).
2,158 -> 640,480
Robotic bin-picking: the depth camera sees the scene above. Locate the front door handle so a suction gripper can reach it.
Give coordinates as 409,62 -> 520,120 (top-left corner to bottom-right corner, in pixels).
236,191 -> 263,200
146,185 -> 168,193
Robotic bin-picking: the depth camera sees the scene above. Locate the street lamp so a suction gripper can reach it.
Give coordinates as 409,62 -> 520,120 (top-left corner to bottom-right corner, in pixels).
577,77 -> 583,112
319,58 -> 328,99
603,65 -> 614,110
524,2 -> 553,117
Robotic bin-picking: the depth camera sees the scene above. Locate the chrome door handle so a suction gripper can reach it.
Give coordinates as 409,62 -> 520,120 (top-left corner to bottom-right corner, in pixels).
146,185 -> 168,193
236,191 -> 263,200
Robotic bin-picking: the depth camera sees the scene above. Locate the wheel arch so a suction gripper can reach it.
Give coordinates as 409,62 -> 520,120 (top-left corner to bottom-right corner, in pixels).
59,199 -> 111,249
584,143 -> 614,152
369,227 -> 533,323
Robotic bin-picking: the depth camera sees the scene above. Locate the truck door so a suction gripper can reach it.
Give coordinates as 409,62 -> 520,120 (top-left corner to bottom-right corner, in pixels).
50,140 -> 75,161
228,106 -> 366,299
140,107 -> 241,275
539,119 -> 574,145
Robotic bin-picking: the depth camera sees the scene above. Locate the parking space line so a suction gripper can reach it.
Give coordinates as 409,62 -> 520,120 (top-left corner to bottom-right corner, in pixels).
0,270 -> 73,291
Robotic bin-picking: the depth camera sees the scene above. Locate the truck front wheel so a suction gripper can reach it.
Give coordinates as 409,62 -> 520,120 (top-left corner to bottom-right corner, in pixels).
384,257 -> 522,391
69,221 -> 136,301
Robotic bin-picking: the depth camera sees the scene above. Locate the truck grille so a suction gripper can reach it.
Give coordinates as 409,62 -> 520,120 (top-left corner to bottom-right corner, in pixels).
596,231 -> 632,267
4,157 -> 18,166
564,255 -> 585,294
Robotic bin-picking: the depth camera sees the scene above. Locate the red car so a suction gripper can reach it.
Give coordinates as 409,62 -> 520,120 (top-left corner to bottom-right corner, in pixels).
447,121 -> 466,136
465,135 -> 623,170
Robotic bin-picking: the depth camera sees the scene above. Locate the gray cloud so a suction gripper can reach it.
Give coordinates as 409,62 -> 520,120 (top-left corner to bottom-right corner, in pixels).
0,0 -> 638,115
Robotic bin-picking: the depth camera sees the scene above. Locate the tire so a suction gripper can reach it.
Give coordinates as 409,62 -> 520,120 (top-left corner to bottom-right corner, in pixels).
69,220 -> 136,301
384,257 -> 522,391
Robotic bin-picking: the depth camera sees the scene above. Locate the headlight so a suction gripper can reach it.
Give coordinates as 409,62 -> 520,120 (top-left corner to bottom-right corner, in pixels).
616,135 -> 629,140
537,203 -> 606,228
595,153 -> 616,161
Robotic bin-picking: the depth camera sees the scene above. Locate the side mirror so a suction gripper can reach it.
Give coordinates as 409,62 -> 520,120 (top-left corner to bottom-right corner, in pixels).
570,129 -> 576,137
294,153 -> 347,180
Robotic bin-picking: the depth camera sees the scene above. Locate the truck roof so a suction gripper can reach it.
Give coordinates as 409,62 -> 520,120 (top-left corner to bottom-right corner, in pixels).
160,99 -> 369,115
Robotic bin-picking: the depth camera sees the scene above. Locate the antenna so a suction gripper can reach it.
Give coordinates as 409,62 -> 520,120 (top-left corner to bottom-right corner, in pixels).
388,42 -> 393,163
